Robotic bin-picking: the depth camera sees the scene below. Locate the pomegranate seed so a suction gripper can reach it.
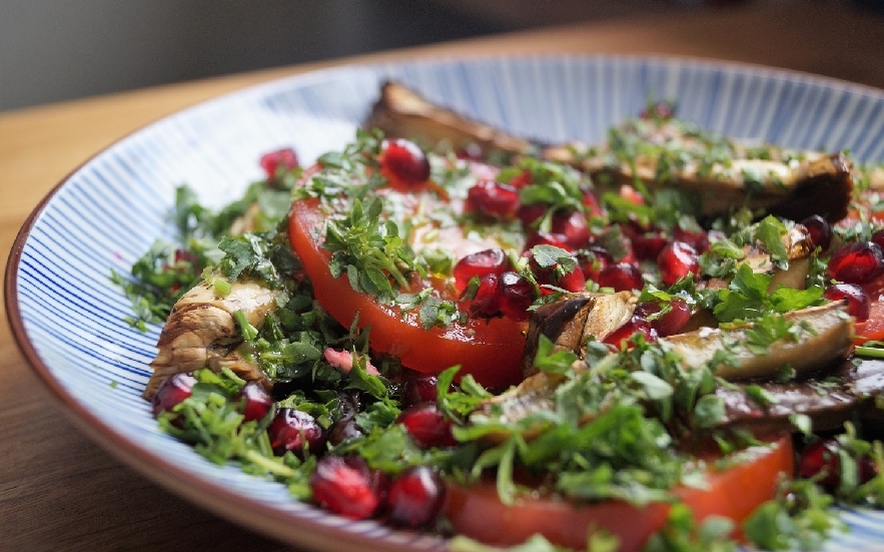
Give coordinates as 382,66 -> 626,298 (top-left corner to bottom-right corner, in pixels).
630,230 -> 669,261
397,403 -> 457,448
152,372 -> 197,418
507,169 -> 533,188
578,246 -> 613,282
635,297 -> 692,337
798,439 -> 877,490
237,381 -> 274,422
465,180 -> 520,218
596,261 -> 644,291
379,138 -> 431,191
619,185 -> 645,205
455,143 -> 484,161
386,466 -> 446,529
517,203 -> 547,228
824,283 -> 871,321
310,455 -> 385,520
603,316 -> 656,348
872,229 -> 884,251
640,101 -> 675,120
498,271 -> 537,321
657,241 -> 700,286
800,215 -> 833,251
259,147 -> 299,179
582,189 -> 604,217
525,230 -> 572,252
401,376 -> 440,407
672,225 -> 709,253
827,241 -> 884,284
467,273 -> 503,318
453,248 -> 511,291
268,408 -> 327,457
551,209 -> 591,249
529,254 -> 586,293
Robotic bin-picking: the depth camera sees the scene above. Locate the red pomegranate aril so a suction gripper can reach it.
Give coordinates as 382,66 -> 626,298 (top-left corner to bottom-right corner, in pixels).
641,100 -> 675,120
579,246 -> 614,281
379,138 -> 431,191
827,241 -> 884,284
525,230 -> 572,251
310,455 -> 385,520
401,376 -> 440,407
872,229 -> 884,251
636,297 -> 692,337
268,408 -> 328,457
498,271 -> 537,321
798,439 -> 877,489
386,466 -> 446,529
604,316 -> 656,348
259,147 -> 299,179
397,402 -> 457,448
517,203 -> 547,228
657,241 -> 700,286
672,225 -> 709,253
551,209 -> 591,249
631,230 -> 669,261
824,283 -> 871,321
582,189 -> 604,217
152,372 -> 197,418
468,273 -> 502,318
596,261 -> 644,291
530,255 -> 586,293
465,179 -> 520,218
801,215 -> 833,251
237,381 -> 274,422
507,169 -> 533,188
453,248 -> 511,291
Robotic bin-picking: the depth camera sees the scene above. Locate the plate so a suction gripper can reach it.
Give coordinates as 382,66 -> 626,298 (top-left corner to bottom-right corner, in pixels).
7,55 -> 884,552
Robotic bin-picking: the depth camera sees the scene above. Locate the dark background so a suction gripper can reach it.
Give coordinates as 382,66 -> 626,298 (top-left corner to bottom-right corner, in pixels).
1,0 -> 882,112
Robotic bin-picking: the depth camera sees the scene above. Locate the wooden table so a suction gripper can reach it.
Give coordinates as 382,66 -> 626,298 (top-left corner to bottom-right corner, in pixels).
2,3 -> 883,550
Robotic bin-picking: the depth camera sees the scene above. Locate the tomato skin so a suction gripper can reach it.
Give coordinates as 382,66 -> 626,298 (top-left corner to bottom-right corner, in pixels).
443,434 -> 793,551
288,197 -> 526,389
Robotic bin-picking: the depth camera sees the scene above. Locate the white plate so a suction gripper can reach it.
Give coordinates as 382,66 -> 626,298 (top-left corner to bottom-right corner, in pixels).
8,55 -> 884,552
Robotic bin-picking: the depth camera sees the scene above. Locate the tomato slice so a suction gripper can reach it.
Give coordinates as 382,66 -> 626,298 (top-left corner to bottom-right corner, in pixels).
288,197 -> 526,389
443,433 -> 794,551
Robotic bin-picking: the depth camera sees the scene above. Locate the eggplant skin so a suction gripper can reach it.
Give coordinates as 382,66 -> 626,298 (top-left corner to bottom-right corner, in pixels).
716,359 -> 884,433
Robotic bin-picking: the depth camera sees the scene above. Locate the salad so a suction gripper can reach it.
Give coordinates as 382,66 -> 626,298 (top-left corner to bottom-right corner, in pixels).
115,81 -> 884,551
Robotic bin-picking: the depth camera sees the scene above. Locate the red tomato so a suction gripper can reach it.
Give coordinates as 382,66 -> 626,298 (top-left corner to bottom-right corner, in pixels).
288,197 -> 526,389
443,434 -> 793,551
855,299 -> 884,343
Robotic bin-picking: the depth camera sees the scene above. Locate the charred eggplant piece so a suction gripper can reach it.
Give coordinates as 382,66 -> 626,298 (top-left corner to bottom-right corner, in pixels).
365,81 -> 537,160
144,277 -> 279,398
473,302 -> 856,441
715,359 -> 884,434
365,81 -> 853,223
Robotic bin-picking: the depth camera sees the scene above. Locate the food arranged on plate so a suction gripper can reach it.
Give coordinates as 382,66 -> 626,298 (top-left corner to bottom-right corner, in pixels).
116,80 -> 884,551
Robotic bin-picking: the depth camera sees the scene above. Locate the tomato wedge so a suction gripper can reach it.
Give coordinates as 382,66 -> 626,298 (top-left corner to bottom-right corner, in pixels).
443,433 -> 794,551
288,196 -> 526,388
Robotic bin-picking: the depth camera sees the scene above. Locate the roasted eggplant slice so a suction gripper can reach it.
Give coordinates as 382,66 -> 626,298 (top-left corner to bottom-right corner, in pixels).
143,277 -> 279,398
364,81 -> 536,159
365,81 -> 853,223
474,301 -> 855,440
664,301 -> 854,381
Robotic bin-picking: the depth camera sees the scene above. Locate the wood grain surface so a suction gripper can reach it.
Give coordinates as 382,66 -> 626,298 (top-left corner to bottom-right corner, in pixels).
2,3 -> 883,551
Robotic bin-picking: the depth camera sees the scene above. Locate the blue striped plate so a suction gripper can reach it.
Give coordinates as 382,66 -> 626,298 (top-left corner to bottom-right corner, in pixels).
7,55 -> 884,552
